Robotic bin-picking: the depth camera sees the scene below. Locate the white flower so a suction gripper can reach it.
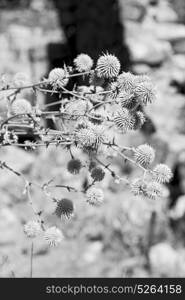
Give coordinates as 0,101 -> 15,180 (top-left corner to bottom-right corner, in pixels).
134,81 -> 156,105
74,54 -> 93,72
134,144 -> 155,168
96,54 -> 120,78
109,81 -> 120,99
145,181 -> 163,200
65,99 -> 92,119
119,91 -> 137,110
75,124 -> 105,151
24,221 -> 42,238
131,178 -> 148,197
13,72 -> 30,87
117,72 -> 136,93
152,164 -> 173,183
86,187 -> 104,206
48,68 -> 69,88
11,98 -> 32,115
44,226 -> 63,247
114,108 -> 135,132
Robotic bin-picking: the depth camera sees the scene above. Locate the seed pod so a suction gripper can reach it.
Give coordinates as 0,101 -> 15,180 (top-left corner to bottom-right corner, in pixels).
24,220 -> 42,238
86,187 -> 104,206
11,98 -> 32,115
152,164 -> 173,183
44,226 -> 63,247
134,144 -> 155,169
67,159 -> 82,175
74,54 -> 93,72
96,53 -> 120,78
91,167 -> 105,182
48,67 -> 69,88
55,199 -> 74,219
114,108 -> 135,132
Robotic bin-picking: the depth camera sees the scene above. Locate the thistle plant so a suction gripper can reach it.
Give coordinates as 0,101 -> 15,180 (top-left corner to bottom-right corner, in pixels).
0,52 -> 173,269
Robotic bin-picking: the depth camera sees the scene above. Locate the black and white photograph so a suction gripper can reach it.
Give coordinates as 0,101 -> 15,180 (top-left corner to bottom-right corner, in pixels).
0,0 -> 185,292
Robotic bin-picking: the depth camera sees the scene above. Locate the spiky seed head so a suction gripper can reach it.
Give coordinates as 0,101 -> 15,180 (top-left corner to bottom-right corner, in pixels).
134,81 -> 156,105
96,53 -> 120,78
134,144 -> 155,168
131,179 -> 163,200
74,54 -> 93,72
114,108 -> 135,132
55,199 -> 74,219
75,128 -> 97,150
117,72 -> 136,93
130,178 -> 148,198
132,111 -> 146,130
152,164 -> 173,183
24,220 -> 42,238
13,72 -> 30,87
75,125 -> 105,152
48,68 -> 69,88
145,181 -> 163,200
92,125 -> 106,143
11,98 -> 32,115
86,187 -> 104,206
44,226 -> 63,247
118,91 -> 138,110
91,167 -> 105,182
109,81 -> 120,99
67,158 -> 82,174
65,100 -> 92,119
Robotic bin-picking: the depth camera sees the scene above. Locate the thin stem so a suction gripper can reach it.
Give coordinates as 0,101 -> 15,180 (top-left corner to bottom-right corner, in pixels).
51,184 -> 79,193
111,145 -> 146,172
0,71 -> 92,94
95,157 -> 116,178
145,210 -> 157,270
27,186 -> 45,230
88,98 -> 117,113
30,241 -> 34,278
60,86 -> 89,102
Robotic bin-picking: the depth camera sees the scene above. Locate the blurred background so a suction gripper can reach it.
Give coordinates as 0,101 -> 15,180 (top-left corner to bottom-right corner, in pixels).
1,0 -> 185,277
